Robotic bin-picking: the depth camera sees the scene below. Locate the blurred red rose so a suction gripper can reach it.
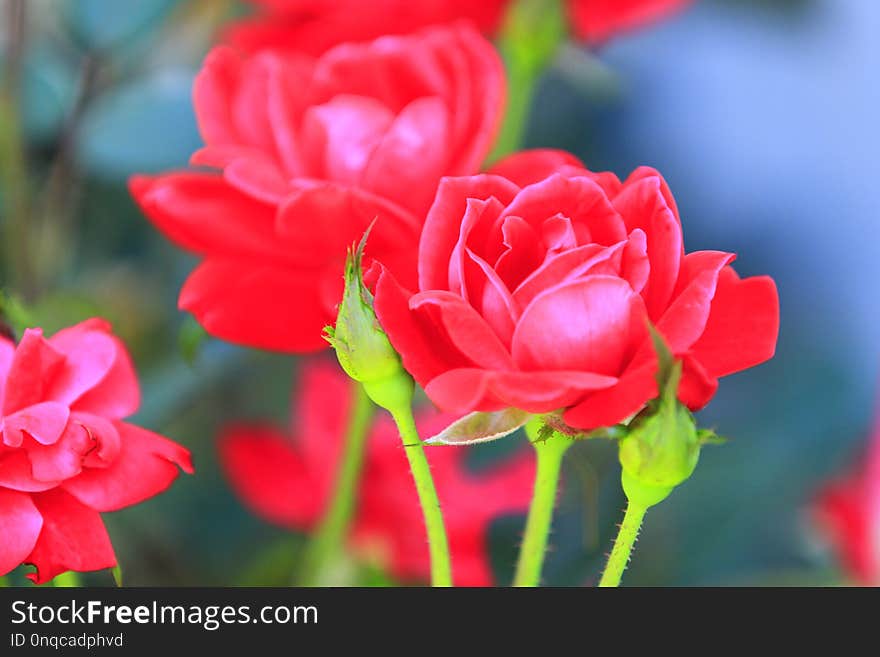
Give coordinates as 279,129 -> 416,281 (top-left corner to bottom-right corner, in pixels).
0,319 -> 193,583
225,0 -> 509,55
567,0 -> 693,44
131,24 -> 504,353
219,361 -> 535,585
373,149 -> 779,429
225,0 -> 693,55
815,420 -> 880,585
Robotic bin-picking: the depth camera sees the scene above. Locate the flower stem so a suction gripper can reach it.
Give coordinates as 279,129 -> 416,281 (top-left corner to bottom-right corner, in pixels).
0,0 -> 35,299
598,500 -> 648,587
299,380 -> 373,585
513,430 -> 572,587
490,60 -> 540,162
489,0 -> 566,162
389,406 -> 453,587
51,571 -> 80,587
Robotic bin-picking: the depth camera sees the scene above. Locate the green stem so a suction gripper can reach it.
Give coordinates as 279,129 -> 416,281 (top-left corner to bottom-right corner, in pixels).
488,0 -> 566,163
598,500 -> 648,587
51,571 -> 80,587
489,62 -> 540,162
0,0 -> 34,298
513,430 -> 572,586
299,381 -> 374,585
388,405 -> 453,587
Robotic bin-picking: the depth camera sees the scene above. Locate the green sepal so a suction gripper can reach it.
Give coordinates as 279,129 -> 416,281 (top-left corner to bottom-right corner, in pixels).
617,324 -> 700,497
697,428 -> 727,445
327,227 -> 414,413
327,227 -> 401,385
621,469 -> 673,509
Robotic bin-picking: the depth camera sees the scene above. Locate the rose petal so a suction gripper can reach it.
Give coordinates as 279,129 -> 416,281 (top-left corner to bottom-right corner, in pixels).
63,422 -> 192,513
299,94 -> 395,185
652,250 -> 735,355
362,96 -> 450,214
2,402 -> 70,447
563,361 -> 658,429
419,174 -> 519,292
512,275 -> 644,376
0,451 -> 59,492
689,267 -> 780,378
129,173 -> 284,260
612,174 -> 682,319
410,291 -> 514,370
678,355 -> 718,410
374,268 -> 469,387
179,258 -> 330,353
0,489 -> 43,576
2,329 -> 64,415
501,174 -> 626,246
218,425 -> 322,529
26,422 -> 93,482
0,338 -> 14,410
276,182 -> 420,271
488,149 -> 586,187
425,368 -> 617,414
512,242 -> 618,311
26,489 -> 116,584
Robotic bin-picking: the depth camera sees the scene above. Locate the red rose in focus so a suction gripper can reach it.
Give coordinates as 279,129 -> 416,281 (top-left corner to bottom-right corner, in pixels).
567,0 -> 693,44
226,0 -> 510,55
219,361 -> 534,585
815,419 -> 880,585
373,149 -> 779,429
0,320 -> 193,583
131,24 -> 503,353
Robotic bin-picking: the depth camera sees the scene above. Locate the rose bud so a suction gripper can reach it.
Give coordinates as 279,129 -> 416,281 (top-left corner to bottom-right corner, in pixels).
326,239 -> 413,412
618,328 -> 721,507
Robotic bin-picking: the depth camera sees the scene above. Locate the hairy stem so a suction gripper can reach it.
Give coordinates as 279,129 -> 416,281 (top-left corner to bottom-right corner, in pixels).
512,430 -> 571,586
389,406 -> 453,587
598,501 -> 648,587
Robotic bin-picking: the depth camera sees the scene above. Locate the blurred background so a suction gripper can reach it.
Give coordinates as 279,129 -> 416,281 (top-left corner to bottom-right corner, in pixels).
0,0 -> 876,586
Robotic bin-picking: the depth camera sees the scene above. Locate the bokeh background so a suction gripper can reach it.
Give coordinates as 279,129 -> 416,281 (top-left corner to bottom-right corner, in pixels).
1,0 -> 876,586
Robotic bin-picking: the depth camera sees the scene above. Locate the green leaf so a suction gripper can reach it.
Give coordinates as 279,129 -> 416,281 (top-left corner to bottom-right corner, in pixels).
178,315 -> 208,365
0,290 -> 36,336
425,408 -> 533,446
111,565 -> 123,587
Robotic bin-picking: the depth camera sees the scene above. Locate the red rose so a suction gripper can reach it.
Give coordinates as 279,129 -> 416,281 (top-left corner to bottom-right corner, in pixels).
373,149 -> 779,429
567,0 -> 694,44
225,0 -> 693,56
225,0 -> 509,55
219,361 -> 534,585
0,319 -> 193,583
131,24 -> 504,352
814,418 -> 880,585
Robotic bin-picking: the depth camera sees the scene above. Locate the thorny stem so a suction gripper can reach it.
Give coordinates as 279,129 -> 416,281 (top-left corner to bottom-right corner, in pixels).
598,500 -> 648,587
512,428 -> 571,586
389,405 -> 453,587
